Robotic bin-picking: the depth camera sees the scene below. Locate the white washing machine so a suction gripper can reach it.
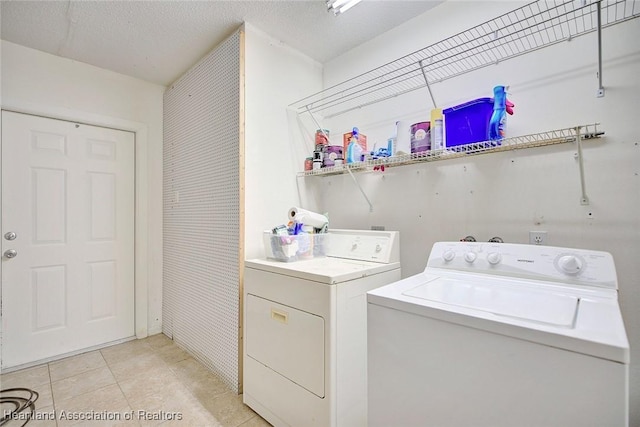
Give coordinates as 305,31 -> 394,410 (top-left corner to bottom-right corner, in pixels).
367,241 -> 629,427
243,229 -> 400,427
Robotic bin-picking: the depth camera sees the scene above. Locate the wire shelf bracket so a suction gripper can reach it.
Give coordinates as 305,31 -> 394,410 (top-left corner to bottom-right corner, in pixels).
596,1 -> 606,97
575,126 -> 591,205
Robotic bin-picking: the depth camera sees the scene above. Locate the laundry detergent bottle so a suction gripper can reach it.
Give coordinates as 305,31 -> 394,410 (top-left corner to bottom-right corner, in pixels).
488,85 -> 514,141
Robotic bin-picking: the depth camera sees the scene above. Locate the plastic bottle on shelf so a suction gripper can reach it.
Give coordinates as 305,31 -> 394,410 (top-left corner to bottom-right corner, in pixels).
395,121 -> 411,155
430,108 -> 444,151
346,127 -> 363,163
387,124 -> 397,156
488,85 -> 515,142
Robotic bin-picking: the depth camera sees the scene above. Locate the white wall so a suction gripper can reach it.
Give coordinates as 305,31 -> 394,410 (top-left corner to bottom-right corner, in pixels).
244,24 -> 323,259
313,2 -> 640,424
1,40 -> 165,335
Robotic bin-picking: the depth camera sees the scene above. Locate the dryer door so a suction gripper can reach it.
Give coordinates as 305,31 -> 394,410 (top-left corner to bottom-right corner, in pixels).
246,294 -> 325,397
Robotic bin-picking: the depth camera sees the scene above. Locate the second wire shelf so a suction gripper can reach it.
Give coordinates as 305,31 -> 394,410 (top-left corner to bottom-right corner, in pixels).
290,0 -> 639,119
298,124 -> 603,177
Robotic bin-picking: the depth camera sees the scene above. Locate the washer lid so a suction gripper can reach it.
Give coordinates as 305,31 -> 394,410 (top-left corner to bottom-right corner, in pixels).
402,276 -> 579,327
368,271 -> 629,364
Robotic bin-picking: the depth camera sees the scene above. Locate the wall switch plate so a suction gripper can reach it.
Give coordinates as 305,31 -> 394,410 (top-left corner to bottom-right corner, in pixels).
529,231 -> 547,245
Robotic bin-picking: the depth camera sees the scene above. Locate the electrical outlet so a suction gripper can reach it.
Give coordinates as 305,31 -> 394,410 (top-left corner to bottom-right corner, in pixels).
529,231 -> 547,245
371,225 -> 385,231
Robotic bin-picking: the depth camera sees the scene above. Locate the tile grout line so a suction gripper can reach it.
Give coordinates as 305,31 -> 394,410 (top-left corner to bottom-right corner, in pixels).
46,362 -> 59,427
54,347 -> 148,427
50,364 -> 119,416
163,357 -> 222,423
108,350 -> 141,427
163,359 -> 259,427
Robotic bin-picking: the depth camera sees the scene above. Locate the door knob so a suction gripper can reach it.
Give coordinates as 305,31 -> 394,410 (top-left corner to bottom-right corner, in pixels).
3,249 -> 17,259
4,231 -> 17,241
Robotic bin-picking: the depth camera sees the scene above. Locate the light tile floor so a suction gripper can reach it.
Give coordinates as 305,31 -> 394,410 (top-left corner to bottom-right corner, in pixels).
0,334 -> 271,427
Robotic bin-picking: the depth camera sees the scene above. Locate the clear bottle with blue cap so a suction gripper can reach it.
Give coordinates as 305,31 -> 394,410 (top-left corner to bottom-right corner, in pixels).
346,127 -> 363,163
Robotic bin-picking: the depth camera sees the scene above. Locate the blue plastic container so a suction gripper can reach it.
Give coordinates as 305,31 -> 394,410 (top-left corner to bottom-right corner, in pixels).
443,98 -> 494,148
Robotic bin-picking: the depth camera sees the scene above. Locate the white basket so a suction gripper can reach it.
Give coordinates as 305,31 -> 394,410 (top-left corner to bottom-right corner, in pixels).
263,232 -> 329,262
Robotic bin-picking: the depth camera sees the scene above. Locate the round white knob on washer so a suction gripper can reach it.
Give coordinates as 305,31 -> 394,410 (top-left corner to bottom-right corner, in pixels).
558,255 -> 582,274
487,252 -> 502,265
375,244 -> 382,253
442,249 -> 455,262
464,251 -> 477,263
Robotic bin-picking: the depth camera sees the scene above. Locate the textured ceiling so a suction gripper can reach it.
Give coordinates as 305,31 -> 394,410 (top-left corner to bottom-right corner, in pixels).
1,0 -> 443,86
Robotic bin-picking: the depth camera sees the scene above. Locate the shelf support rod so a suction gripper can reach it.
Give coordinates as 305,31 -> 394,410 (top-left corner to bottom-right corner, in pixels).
419,60 -> 438,108
305,106 -> 329,143
345,166 -> 374,212
304,106 -> 373,212
575,126 -> 590,205
596,1 -> 605,97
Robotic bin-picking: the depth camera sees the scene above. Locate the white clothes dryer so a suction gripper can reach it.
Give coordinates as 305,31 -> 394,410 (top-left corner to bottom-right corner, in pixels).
367,241 -> 629,427
244,229 -> 401,427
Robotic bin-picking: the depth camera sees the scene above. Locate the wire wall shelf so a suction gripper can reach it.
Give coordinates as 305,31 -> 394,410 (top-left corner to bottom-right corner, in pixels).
290,0 -> 639,118
297,124 -> 603,177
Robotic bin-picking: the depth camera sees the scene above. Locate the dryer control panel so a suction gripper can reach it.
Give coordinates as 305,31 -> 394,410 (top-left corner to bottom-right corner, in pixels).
426,241 -> 618,290
326,229 -> 400,263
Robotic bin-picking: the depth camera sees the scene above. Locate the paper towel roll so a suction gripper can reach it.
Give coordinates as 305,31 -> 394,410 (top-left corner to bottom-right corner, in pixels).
288,207 -> 328,228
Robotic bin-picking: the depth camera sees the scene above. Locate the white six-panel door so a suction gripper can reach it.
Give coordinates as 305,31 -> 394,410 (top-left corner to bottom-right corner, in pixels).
1,111 -> 135,369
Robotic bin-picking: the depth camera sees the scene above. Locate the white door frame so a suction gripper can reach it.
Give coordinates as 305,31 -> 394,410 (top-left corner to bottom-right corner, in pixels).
1,103 -> 150,341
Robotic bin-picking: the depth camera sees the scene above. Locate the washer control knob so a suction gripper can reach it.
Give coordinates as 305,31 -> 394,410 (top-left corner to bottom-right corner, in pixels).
487,252 -> 502,265
351,243 -> 358,251
558,255 -> 582,274
375,244 -> 382,253
464,251 -> 477,263
442,249 -> 455,262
